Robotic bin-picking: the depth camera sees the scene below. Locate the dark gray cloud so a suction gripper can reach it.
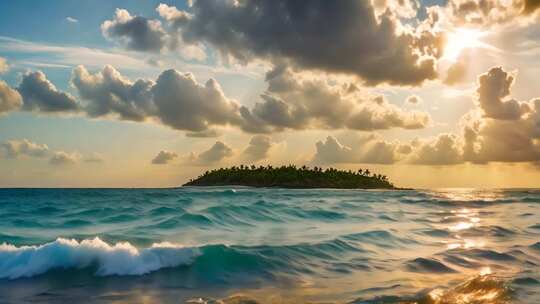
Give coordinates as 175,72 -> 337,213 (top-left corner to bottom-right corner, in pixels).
0,80 -> 22,114
71,65 -> 155,121
101,9 -> 167,52
18,71 -> 79,112
242,135 -> 273,162
1,139 -> 49,159
151,150 -> 178,165
189,141 -> 233,165
157,1 -> 443,85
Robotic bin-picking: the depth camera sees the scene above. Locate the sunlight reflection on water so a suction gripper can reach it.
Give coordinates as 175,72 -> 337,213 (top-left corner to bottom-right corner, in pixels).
0,188 -> 537,303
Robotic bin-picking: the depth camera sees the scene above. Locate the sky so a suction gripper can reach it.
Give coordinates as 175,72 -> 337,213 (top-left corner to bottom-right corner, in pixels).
1,0 -> 540,188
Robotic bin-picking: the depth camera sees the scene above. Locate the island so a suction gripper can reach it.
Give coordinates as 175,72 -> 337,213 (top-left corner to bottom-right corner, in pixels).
183,165 -> 395,189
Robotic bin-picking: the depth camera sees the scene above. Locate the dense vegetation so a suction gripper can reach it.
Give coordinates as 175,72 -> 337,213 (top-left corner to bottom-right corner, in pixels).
184,165 -> 394,189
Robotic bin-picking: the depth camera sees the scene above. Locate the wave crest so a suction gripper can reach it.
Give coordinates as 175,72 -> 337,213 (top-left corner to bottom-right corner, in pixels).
0,237 -> 200,279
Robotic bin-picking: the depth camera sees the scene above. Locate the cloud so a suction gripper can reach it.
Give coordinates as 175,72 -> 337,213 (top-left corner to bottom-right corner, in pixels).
312,63 -> 540,167
440,0 -> 540,30
151,150 -> 178,164
409,134 -> 464,165
242,135 -> 273,162
185,129 -> 222,138
444,57 -> 468,86
372,0 -> 421,19
362,141 -> 403,164
313,136 -> 355,164
251,66 -> 431,131
66,17 -> 78,23
405,95 -> 422,105
523,0 -> 540,14
415,66 -> 540,165
49,151 -> 80,166
84,153 -> 105,163
71,65 -> 155,121
156,4 -> 192,29
101,8 -> 206,60
444,0 -> 526,27
313,133 -> 463,166
71,65 -> 243,132
21,65 -> 430,134
1,139 -> 101,166
1,139 -> 49,159
17,71 -> 79,112
149,1 -> 443,85
189,141 -> 233,165
0,80 -> 22,114
152,69 -> 244,132
476,67 -> 529,120
0,36 -> 148,70
313,135 -> 404,165
462,101 -> 540,164
102,9 -> 167,52
0,57 -> 9,74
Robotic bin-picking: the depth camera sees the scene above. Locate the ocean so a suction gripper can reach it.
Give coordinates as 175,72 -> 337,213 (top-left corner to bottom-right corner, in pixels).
0,187 -> 538,303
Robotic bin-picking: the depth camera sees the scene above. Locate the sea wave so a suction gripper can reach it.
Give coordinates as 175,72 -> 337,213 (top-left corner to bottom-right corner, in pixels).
0,237 -> 200,279
0,235 -> 372,281
0,188 -> 539,303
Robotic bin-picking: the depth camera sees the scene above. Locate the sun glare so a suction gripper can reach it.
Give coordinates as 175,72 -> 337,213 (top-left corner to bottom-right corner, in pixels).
443,28 -> 488,61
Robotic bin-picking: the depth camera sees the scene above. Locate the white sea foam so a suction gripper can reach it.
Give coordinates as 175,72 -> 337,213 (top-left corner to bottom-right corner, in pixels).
0,237 -> 200,279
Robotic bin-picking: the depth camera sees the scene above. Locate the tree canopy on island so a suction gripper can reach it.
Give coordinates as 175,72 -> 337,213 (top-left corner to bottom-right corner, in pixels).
183,165 -> 394,189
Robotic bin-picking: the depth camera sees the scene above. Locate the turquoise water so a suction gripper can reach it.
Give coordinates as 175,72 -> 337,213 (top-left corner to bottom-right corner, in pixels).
0,188 -> 539,303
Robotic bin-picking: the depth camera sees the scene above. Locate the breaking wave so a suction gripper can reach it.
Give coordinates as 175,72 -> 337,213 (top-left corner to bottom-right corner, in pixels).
0,188 -> 539,303
0,237 -> 200,279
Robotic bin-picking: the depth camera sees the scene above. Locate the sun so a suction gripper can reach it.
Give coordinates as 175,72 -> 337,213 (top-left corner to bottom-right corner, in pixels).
443,28 -> 489,61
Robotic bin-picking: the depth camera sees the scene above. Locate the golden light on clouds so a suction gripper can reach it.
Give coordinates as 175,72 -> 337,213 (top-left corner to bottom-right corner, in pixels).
443,28 -> 492,61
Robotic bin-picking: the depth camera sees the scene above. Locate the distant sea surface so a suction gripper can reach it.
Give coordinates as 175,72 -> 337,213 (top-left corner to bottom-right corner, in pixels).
0,188 -> 539,303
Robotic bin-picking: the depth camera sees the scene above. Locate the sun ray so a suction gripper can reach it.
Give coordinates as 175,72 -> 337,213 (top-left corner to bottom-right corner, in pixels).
443,28 -> 497,61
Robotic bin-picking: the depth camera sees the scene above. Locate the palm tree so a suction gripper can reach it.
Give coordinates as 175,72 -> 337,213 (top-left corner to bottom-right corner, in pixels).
184,164 -> 393,188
